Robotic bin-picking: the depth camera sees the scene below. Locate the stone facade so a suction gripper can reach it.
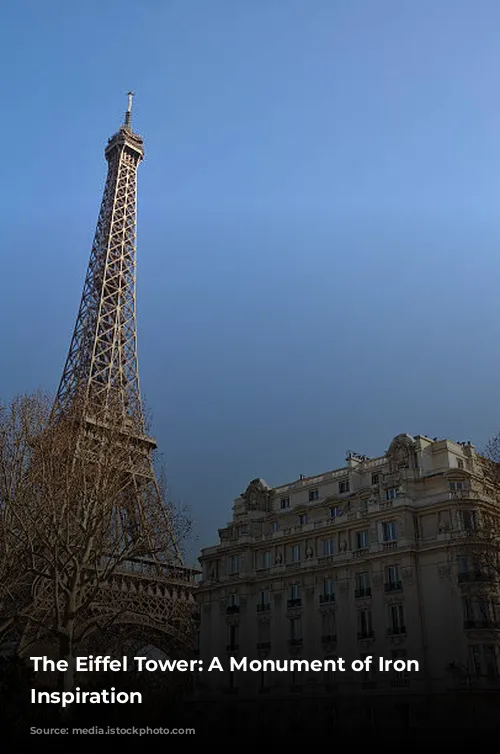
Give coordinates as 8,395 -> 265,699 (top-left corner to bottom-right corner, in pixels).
194,434 -> 500,728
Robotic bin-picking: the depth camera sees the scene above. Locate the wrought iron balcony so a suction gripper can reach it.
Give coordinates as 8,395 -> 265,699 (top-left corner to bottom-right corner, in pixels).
357,630 -> 374,640
226,644 -> 239,653
463,620 -> 499,630
458,571 -> 492,583
355,587 -> 371,598
226,605 -> 240,614
287,598 -> 302,609
387,626 -> 406,636
288,638 -> 303,646
384,581 -> 402,592
319,594 -> 335,604
320,634 -> 337,643
257,602 -> 271,612
256,641 -> 271,650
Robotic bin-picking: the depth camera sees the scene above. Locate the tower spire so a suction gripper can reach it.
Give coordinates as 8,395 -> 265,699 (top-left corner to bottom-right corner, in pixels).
125,90 -> 134,127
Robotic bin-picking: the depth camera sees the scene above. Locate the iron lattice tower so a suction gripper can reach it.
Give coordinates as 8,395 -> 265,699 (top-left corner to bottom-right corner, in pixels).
54,93 -> 146,431
52,94 -> 182,564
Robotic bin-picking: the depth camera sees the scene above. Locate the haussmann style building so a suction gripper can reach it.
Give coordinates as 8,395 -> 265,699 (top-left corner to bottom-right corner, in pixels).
194,433 -> 500,730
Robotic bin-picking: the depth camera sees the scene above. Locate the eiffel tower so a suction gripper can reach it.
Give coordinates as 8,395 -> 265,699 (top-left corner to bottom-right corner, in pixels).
45,94 -> 198,651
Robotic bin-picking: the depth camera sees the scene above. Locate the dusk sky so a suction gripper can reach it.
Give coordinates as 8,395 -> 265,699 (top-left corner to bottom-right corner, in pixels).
2,1 -> 500,564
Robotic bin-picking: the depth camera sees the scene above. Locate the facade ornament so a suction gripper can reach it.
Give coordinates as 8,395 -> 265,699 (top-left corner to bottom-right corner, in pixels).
241,478 -> 274,512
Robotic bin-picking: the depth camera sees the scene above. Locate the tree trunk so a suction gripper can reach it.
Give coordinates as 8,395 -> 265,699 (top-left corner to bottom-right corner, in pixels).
58,628 -> 75,716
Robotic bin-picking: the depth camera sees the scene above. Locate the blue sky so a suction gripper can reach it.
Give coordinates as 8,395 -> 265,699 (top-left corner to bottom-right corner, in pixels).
2,1 -> 500,563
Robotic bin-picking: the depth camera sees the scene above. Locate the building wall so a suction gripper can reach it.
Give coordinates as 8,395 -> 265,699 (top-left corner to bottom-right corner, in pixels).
196,434 -> 500,709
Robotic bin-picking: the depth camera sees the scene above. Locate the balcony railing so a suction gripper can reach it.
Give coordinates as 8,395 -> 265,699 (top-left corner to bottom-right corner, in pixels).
257,602 -> 271,612
320,634 -> 337,643
355,587 -> 371,598
226,605 -> 240,614
390,677 -> 410,688
287,598 -> 302,609
382,541 -> 398,550
357,630 -> 374,640
256,641 -> 271,650
384,581 -> 402,592
387,626 -> 406,636
288,638 -> 303,646
458,572 -> 493,583
464,620 -> 499,630
319,594 -> 335,604
226,644 -> 239,653
353,547 -> 369,558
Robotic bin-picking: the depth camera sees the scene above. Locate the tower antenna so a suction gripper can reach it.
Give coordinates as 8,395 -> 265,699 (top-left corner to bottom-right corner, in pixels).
125,91 -> 134,126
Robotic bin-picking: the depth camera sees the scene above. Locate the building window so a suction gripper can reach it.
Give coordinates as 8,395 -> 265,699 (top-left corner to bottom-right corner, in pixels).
385,487 -> 398,501
289,617 -> 302,642
457,554 -> 483,581
478,597 -> 494,623
272,520 -> 280,533
280,497 -> 291,509
357,609 -> 373,639
385,564 -> 402,591
463,596 -> 495,627
257,620 -> 270,645
457,459 -> 464,469
457,555 -> 469,576
228,592 -> 239,607
382,521 -> 397,542
360,652 -> 377,682
371,473 -> 379,485
458,510 -> 477,532
449,481 -> 464,491
290,583 -> 301,601
483,645 -> 498,678
469,645 -> 481,678
291,544 -> 301,563
320,578 -> 335,604
229,555 -> 241,574
258,589 -> 270,611
463,597 -> 474,623
299,513 -> 308,525
355,571 -> 371,598
339,479 -> 350,494
323,538 -> 335,556
309,489 -> 319,502
330,506 -> 339,518
228,624 -> 239,650
321,612 -> 336,640
324,657 -> 338,688
261,550 -> 272,569
389,603 -> 405,634
392,648 -> 408,678
356,530 -> 369,549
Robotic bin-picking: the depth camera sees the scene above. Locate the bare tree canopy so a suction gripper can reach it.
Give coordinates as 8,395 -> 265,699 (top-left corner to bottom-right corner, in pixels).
0,392 -> 196,691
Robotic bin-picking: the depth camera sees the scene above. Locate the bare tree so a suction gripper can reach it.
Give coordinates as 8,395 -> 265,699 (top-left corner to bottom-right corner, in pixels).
0,392 -> 196,692
0,392 -> 51,643
474,434 -> 500,577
